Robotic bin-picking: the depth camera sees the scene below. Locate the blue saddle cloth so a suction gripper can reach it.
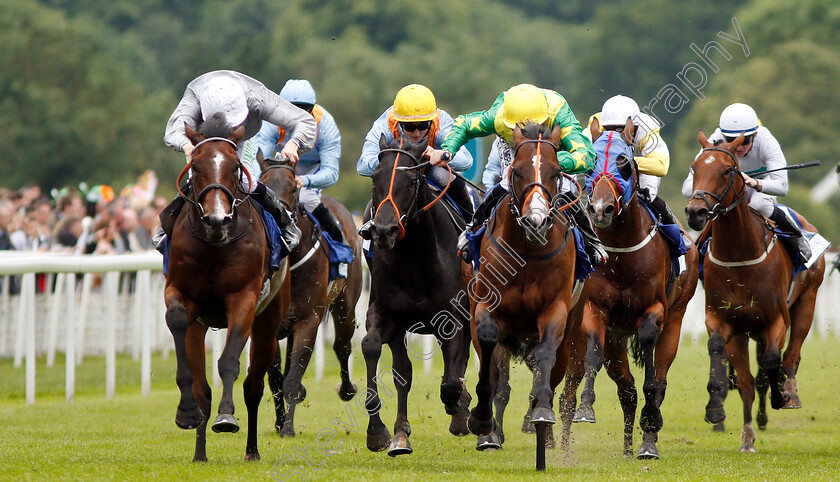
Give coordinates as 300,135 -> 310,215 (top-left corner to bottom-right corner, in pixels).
466,204 -> 594,281
305,211 -> 354,281
638,198 -> 689,276
160,202 -> 288,276
697,204 -> 806,283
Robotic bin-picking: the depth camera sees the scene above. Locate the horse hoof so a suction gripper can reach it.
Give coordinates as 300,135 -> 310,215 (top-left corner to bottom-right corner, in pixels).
740,444 -> 756,453
175,407 -> 204,430
637,443 -> 659,460
756,412 -> 768,430
704,406 -> 726,424
770,391 -> 787,410
476,432 -> 502,451
211,413 -> 240,433
468,411 -> 494,437
740,424 -> 756,453
386,434 -> 412,457
336,382 -> 358,402
572,405 -> 596,423
521,415 -> 536,434
281,426 -> 296,438
712,421 -> 726,432
783,394 -> 802,409
530,407 -> 555,425
192,455 -> 207,463
243,452 -> 260,462
449,412 -> 470,436
366,426 -> 391,452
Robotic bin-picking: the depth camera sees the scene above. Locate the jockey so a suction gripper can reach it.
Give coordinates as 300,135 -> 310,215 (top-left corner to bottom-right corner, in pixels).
357,84 -> 475,238
681,102 -> 812,262
159,70 -> 316,252
430,83 -> 604,265
586,95 -> 678,226
244,79 -> 345,243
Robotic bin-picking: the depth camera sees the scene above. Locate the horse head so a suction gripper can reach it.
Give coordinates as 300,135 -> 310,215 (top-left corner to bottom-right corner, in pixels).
182,116 -> 246,245
370,134 -> 429,249
509,121 -> 563,245
685,131 -> 748,231
257,149 -> 298,220
586,117 -> 638,229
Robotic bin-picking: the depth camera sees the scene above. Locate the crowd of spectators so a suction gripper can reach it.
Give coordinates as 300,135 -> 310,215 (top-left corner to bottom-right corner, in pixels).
0,170 -> 166,257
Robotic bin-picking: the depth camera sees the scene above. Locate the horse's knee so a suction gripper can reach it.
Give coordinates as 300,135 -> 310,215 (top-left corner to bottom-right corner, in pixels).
166,305 -> 188,333
476,320 -> 498,346
761,347 -> 781,372
707,333 -> 725,356
361,332 -> 382,360
638,319 -> 658,349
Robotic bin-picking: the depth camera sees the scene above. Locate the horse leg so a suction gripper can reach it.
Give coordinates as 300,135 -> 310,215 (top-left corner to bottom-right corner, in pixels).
521,356 -> 538,434
558,326 -> 587,452
726,335 -> 756,452
704,318 -> 733,425
531,306 -> 565,424
763,318 -> 789,411
604,332 -> 636,457
185,323 -> 211,462
164,299 -> 203,430
280,318 -> 319,438
267,339 -> 287,433
574,307 -> 607,423
754,341 -> 769,430
386,336 -> 414,456
212,308 -> 255,434
477,346 -> 506,451
469,306 -> 498,437
361,304 -> 391,452
781,293 -> 816,409
636,303 -> 668,459
329,300 -> 358,402
440,322 -> 471,437
242,313 -> 281,461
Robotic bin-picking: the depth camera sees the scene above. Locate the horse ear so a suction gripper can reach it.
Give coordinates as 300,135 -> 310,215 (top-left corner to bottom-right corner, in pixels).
513,124 -> 524,145
549,122 -> 563,146
698,129 -> 712,148
726,133 -> 745,150
621,117 -> 636,145
617,154 -> 634,181
256,149 -> 267,171
590,117 -> 601,141
230,124 -> 245,144
184,122 -> 203,145
379,133 -> 389,151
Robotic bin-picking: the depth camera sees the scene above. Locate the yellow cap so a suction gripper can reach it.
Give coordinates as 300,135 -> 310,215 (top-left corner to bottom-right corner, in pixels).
502,84 -> 549,128
393,84 -> 439,122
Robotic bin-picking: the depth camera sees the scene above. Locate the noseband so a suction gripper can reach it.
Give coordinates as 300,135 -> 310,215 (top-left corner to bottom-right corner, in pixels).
689,147 -> 747,220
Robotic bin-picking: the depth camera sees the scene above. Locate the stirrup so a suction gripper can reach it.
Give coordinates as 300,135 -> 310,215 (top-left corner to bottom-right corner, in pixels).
358,220 -> 373,240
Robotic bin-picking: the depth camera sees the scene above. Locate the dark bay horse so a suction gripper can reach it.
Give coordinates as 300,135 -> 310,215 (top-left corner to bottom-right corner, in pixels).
258,153 -> 363,437
685,131 -> 825,452
558,119 -> 699,459
164,120 -> 290,461
363,134 -> 472,456
468,122 -> 585,471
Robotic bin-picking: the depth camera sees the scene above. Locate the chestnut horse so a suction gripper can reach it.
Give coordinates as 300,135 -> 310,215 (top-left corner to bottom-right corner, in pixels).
685,131 -> 825,452
558,119 -> 699,459
468,122 -> 585,471
164,119 -> 290,462
362,134 -> 472,456
258,153 -> 363,437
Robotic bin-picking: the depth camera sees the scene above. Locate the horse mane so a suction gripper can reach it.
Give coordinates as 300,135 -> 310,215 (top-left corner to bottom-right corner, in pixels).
519,122 -> 550,140
198,113 -> 235,138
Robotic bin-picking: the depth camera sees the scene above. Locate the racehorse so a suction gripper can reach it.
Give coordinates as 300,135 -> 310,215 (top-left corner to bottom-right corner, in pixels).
558,118 -> 699,459
685,131 -> 825,452
163,118 -> 290,462
362,134 -> 472,456
468,122 -> 585,470
257,152 -> 363,437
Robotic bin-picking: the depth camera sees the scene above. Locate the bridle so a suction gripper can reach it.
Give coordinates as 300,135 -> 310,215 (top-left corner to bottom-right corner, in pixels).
689,147 -> 747,220
589,131 -> 638,217
259,159 -> 298,220
176,136 -> 253,244
374,139 -> 452,239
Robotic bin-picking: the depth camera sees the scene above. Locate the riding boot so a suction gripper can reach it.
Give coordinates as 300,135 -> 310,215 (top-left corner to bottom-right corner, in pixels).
312,203 -> 345,243
358,200 -> 374,241
769,206 -> 811,263
159,182 -> 191,237
457,184 -> 508,262
252,181 -> 302,252
570,206 -> 608,266
448,175 -> 475,220
648,195 -> 678,226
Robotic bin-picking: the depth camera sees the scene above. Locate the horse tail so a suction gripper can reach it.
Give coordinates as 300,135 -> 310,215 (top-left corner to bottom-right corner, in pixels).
628,334 -> 645,368
500,335 -> 540,363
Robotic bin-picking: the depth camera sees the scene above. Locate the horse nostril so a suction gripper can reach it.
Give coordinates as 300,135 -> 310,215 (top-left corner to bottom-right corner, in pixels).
603,205 -> 615,217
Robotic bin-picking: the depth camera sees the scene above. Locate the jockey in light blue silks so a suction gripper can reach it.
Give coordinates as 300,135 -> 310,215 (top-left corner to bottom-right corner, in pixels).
243,79 -> 346,242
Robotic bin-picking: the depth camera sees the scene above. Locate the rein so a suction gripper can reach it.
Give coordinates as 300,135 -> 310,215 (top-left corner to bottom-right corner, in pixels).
689,147 -> 747,220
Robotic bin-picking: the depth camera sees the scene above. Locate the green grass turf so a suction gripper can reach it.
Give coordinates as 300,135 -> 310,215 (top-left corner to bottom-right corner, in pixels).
1,337 -> 839,481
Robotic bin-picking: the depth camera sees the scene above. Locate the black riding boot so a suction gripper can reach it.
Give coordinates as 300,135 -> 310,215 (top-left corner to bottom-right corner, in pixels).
769,206 -> 811,263
648,195 -> 678,226
252,182 -> 302,252
312,203 -> 344,243
159,182 -> 191,237
448,174 -> 475,220
457,184 -> 508,262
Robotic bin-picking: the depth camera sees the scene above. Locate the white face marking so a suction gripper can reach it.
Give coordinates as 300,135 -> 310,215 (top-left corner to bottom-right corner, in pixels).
703,155 -> 715,164
210,152 -> 228,218
526,150 -> 548,225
